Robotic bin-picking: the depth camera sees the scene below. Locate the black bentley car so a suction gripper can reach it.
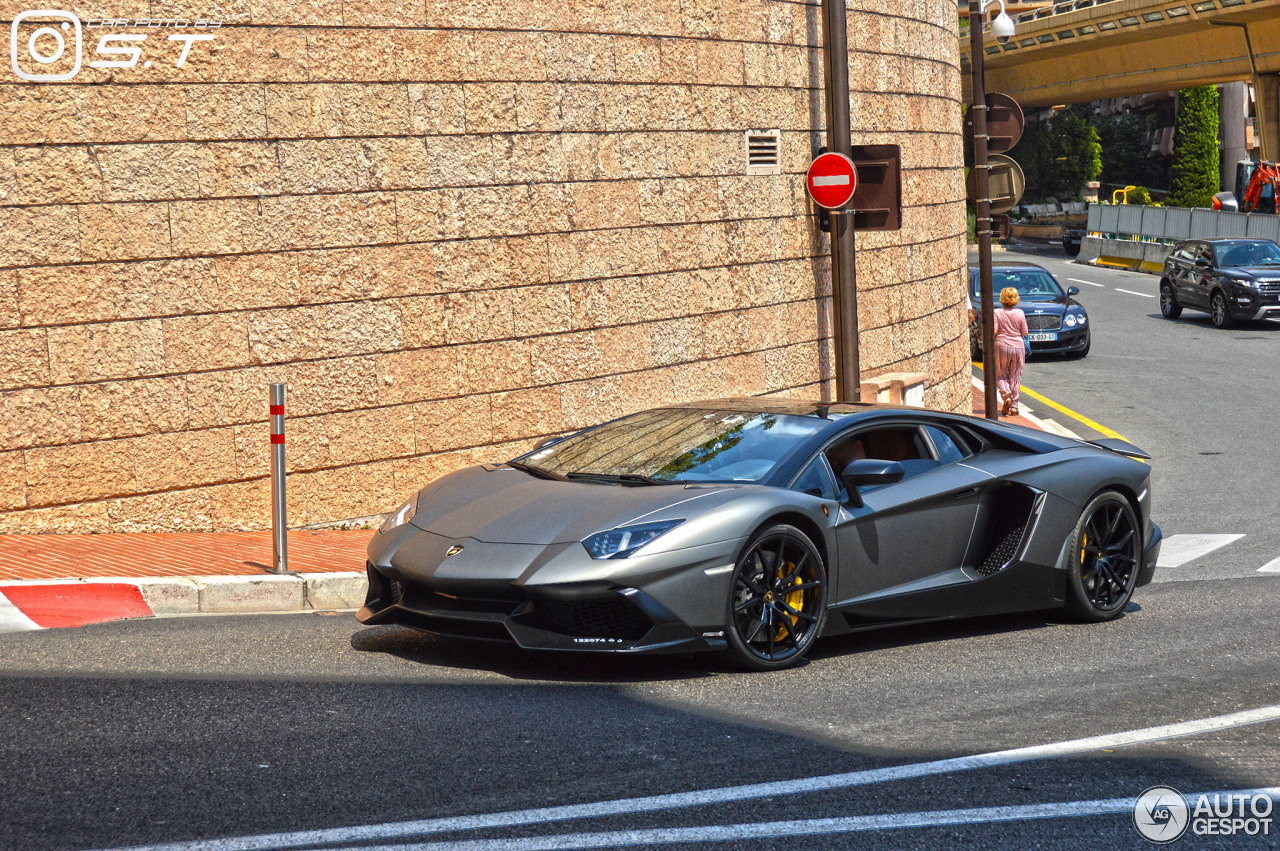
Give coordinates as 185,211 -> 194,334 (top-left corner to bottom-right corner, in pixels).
968,262 -> 1091,359
1159,238 -> 1280,328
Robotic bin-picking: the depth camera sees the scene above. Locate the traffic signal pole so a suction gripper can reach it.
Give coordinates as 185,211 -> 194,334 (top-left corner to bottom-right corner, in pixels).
969,1 -> 999,419
821,0 -> 860,402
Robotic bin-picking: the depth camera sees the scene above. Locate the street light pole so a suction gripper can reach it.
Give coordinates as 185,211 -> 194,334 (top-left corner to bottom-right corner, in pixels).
821,0 -> 860,402
969,0 -> 999,419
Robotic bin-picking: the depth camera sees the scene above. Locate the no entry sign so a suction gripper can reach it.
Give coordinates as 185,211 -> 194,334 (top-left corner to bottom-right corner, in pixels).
806,152 -> 858,210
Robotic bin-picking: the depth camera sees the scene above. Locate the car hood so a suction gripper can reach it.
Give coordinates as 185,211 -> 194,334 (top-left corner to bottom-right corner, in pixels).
408,465 -> 731,545
969,294 -> 1072,312
1223,266 -> 1280,280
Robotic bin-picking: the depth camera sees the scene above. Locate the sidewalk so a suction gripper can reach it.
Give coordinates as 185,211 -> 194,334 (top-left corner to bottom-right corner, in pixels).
0,530 -> 371,631
970,380 -> 1080,439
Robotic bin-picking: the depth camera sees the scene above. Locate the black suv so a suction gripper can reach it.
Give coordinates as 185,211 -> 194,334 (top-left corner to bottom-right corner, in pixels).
1160,238 -> 1280,328
968,262 -> 1090,359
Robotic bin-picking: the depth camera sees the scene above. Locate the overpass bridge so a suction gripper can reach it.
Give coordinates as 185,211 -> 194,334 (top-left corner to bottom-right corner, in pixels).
960,0 -> 1280,156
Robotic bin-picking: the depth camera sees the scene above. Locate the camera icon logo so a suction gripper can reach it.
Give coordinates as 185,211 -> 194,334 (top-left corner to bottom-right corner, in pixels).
10,9 -> 82,82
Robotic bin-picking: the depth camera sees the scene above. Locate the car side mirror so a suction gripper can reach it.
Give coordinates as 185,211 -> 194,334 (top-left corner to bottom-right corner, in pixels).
1195,257 -> 1212,269
840,459 -> 905,508
1067,286 -> 1080,296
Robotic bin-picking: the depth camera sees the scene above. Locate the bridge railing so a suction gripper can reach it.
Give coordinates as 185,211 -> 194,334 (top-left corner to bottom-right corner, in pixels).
1014,1 -> 1121,24
1087,203 -> 1280,245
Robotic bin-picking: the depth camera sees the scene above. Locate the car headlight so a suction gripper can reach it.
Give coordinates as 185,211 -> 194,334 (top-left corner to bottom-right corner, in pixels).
379,497 -> 417,533
1063,314 -> 1077,327
582,519 -> 684,559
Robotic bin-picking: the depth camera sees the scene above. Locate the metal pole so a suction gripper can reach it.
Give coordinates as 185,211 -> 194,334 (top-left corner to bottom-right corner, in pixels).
970,1 -> 999,419
821,0 -> 860,402
270,383 -> 288,574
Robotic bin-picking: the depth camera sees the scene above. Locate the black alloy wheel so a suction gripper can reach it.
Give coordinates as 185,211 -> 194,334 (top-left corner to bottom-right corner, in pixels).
1210,291 -> 1234,329
1066,492 -> 1141,622
1159,281 -> 1182,319
724,524 -> 827,671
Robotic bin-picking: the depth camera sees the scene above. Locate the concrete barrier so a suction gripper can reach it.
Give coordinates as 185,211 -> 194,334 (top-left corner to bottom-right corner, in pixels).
1079,236 -> 1104,264
1077,238 -> 1173,276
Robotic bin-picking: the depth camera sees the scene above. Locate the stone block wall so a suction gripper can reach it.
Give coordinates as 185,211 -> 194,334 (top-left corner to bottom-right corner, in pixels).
0,0 -> 969,532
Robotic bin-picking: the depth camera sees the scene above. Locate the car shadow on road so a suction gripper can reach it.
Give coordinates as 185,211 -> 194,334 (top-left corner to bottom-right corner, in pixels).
349,604 -> 1143,683
1147,312 -> 1280,333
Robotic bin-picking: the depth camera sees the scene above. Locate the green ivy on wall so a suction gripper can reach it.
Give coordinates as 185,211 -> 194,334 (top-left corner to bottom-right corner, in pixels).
1168,86 -> 1220,208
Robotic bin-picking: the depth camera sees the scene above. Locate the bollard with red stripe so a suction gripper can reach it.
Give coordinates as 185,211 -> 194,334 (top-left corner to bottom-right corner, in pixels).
270,383 -> 288,574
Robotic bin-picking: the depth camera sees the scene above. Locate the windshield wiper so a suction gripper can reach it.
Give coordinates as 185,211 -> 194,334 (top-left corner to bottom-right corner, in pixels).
565,472 -> 679,485
507,460 -> 565,481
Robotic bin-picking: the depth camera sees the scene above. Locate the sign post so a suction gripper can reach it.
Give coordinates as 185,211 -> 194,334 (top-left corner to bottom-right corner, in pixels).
270,383 -> 288,575
817,0 -> 860,402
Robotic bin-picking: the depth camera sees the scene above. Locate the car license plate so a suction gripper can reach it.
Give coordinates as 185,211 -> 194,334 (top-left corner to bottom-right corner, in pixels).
1028,332 -> 1057,342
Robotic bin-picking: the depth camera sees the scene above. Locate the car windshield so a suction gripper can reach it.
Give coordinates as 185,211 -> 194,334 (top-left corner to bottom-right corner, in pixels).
1216,241 -> 1280,267
512,408 -> 829,484
970,268 -> 1065,300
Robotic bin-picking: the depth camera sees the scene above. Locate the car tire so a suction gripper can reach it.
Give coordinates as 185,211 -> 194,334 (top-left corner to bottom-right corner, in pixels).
1065,492 -> 1141,623
1159,280 -> 1182,319
723,524 -> 828,671
1210,291 -> 1234,329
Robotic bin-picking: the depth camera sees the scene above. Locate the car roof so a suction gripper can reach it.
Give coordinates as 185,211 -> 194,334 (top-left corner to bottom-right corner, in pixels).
1185,238 -> 1276,245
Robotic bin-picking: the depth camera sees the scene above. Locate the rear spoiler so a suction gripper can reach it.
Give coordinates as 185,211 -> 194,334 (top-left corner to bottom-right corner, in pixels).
1085,438 -> 1151,460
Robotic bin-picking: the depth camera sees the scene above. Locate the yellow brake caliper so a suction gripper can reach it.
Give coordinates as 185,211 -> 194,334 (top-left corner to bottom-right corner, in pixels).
774,561 -> 805,640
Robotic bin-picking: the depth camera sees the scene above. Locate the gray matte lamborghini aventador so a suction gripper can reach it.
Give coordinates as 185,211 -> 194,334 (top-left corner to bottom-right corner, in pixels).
360,397 -> 1162,670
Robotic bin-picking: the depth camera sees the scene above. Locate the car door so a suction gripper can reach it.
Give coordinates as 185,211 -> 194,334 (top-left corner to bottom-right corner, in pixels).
1186,242 -> 1214,308
828,423 -> 991,607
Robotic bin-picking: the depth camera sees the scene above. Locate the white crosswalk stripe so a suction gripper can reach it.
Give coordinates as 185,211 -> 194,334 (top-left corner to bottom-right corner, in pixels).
1156,534 -> 1244,568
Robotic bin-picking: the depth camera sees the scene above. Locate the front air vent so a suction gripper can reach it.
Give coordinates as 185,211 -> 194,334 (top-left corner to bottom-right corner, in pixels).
745,129 -> 781,175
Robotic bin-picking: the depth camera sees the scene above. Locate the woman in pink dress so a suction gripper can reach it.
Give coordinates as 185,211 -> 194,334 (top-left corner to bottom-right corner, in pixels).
993,287 -> 1029,416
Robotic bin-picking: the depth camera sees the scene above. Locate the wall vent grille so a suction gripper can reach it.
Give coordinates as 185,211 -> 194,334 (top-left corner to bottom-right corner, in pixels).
744,129 -> 781,175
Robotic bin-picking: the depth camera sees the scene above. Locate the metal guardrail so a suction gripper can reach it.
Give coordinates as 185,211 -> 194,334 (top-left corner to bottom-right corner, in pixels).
1086,204 -> 1280,245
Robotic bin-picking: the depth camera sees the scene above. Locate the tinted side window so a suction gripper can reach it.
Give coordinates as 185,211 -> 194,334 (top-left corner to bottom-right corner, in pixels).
923,425 -> 971,464
792,456 -> 836,500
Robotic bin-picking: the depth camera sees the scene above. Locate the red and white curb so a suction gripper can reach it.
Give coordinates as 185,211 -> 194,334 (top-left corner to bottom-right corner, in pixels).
0,572 -> 367,633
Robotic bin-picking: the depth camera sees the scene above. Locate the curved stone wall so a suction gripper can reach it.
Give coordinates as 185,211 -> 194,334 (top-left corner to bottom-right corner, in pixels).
0,0 -> 968,532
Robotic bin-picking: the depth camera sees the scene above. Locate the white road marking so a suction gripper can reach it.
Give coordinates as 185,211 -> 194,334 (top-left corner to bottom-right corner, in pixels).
1068,278 -> 1105,287
1156,534 -> 1244,568
0,592 -> 40,633
1258,556 -> 1280,573
1115,288 -> 1156,298
336,790 -> 1280,850
97,704 -> 1280,851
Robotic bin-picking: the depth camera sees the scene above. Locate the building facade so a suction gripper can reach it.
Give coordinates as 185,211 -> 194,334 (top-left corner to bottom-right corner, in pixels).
0,0 -> 969,533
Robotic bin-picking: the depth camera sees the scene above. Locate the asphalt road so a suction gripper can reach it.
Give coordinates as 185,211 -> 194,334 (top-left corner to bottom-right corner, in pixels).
972,243 -> 1280,583
2,578 -> 1278,851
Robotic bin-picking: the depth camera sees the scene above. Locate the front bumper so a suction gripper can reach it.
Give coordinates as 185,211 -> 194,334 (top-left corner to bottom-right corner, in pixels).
358,562 -> 726,654
1029,326 -> 1089,355
1135,523 -> 1162,588
1228,291 -> 1280,320
969,323 -> 1089,355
